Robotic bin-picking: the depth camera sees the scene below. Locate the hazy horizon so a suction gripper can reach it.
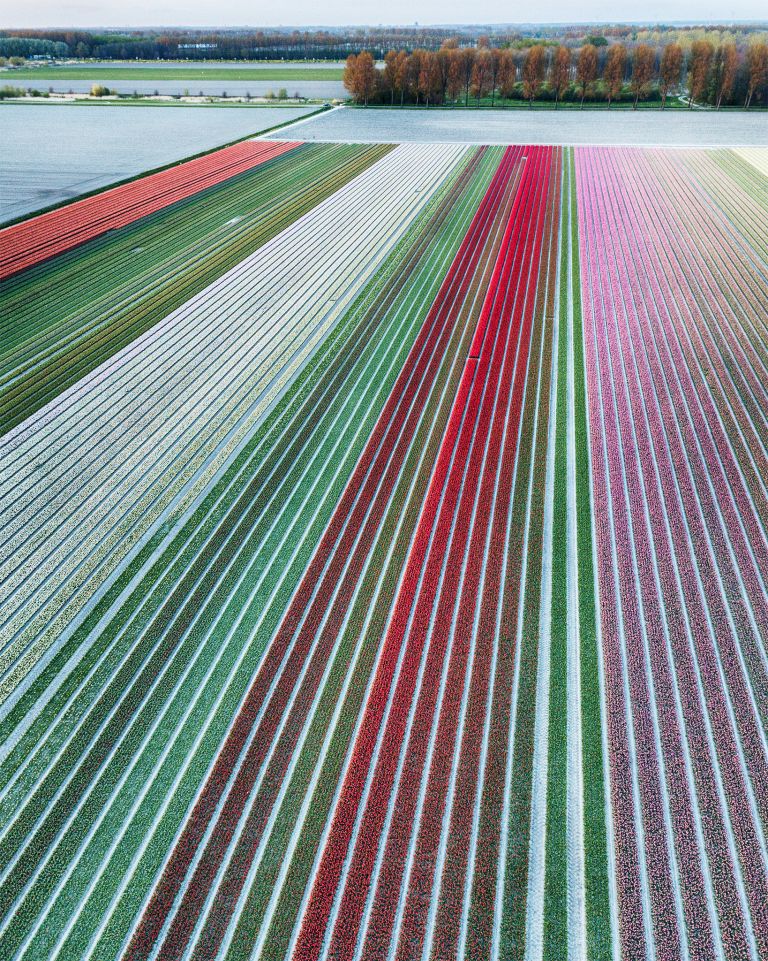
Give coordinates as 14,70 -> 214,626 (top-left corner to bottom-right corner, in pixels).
6,2 -> 768,30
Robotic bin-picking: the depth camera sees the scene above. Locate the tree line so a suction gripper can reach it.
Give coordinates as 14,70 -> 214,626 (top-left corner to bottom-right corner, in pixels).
0,27 -> 476,62
3,24 -> 766,65
344,38 -> 768,109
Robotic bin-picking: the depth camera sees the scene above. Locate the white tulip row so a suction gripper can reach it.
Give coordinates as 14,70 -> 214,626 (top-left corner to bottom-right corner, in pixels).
0,142 -> 469,701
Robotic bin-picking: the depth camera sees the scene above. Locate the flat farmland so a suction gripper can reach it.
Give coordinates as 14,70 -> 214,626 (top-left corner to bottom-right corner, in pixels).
269,104 -> 768,145
1,133 -> 766,961
6,60 -> 346,80
0,103 -> 317,223
4,61 -> 347,99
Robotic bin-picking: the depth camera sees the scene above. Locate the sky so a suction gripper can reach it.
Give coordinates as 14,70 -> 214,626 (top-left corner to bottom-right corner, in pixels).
5,0 -> 767,29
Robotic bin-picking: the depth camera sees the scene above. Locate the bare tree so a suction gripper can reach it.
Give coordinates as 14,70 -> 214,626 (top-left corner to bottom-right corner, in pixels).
687,39 -> 713,108
603,44 -> 627,108
712,42 -> 738,109
745,41 -> 768,109
659,42 -> 683,109
522,45 -> 546,107
576,43 -> 598,108
630,43 -> 655,109
549,45 -> 571,109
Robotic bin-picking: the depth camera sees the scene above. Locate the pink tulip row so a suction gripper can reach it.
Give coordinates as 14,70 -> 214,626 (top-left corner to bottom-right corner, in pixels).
576,144 -> 768,961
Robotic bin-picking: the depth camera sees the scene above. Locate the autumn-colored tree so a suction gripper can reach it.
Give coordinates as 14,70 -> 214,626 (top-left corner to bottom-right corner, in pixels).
435,46 -> 453,102
418,51 -> 441,107
522,45 -> 546,107
745,41 -> 768,108
472,48 -> 493,105
343,51 -> 378,105
446,48 -> 465,101
576,43 -> 598,108
687,39 -> 713,108
549,45 -> 571,108
458,47 -> 476,106
603,44 -> 627,108
383,49 -> 407,106
659,42 -> 683,108
485,48 -> 508,105
630,43 -> 655,109
406,49 -> 423,105
343,53 -> 358,101
395,50 -> 409,106
712,42 -> 738,109
496,48 -> 515,100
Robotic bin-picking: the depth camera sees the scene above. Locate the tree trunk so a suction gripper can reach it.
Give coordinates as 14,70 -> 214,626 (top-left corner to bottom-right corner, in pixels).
400,88 -> 404,107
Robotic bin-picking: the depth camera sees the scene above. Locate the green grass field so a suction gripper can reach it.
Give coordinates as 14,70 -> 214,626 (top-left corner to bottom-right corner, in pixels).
5,64 -> 344,82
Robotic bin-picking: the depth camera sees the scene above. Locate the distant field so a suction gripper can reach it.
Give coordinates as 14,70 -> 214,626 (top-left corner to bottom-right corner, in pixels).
5,64 -> 345,81
275,104 -> 768,145
0,103 -> 316,222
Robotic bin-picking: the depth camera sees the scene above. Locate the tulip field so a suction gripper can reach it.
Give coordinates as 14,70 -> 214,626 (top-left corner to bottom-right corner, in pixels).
0,138 -> 766,961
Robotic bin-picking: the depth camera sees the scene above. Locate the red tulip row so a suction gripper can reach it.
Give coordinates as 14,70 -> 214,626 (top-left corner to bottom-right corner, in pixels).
369,149 -> 562,961
0,139 -> 297,280
578,144 -> 768,961
462,160 -> 560,958
122,144 -> 525,961
292,145 -> 557,961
